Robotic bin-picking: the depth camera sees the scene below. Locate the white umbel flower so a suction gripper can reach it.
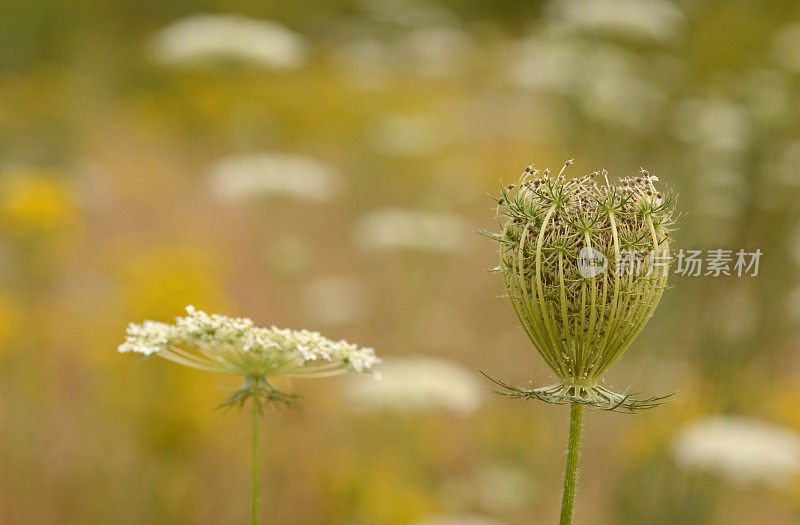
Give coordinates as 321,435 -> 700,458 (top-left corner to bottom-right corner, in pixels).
671,416 -> 800,487
119,306 -> 372,520
120,306 -> 379,405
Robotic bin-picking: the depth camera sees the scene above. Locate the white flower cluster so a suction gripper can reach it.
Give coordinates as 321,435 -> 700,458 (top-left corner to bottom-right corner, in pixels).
119,306 -> 379,378
119,320 -> 177,356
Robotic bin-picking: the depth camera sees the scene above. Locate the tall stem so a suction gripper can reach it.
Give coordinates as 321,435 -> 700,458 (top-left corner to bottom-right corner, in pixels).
251,395 -> 261,525
559,402 -> 583,525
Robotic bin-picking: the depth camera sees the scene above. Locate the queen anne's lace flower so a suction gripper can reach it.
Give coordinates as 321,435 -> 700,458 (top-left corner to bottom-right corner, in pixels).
119,306 -> 379,406
486,160 -> 678,411
120,307 -> 379,522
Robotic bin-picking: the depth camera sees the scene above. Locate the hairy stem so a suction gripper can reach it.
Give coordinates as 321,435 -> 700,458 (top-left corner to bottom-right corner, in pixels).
560,402 -> 583,525
252,395 -> 261,525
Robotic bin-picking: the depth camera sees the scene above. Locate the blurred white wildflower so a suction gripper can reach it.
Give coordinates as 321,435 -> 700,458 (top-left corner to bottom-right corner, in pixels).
267,237 -> 314,278
301,276 -> 369,326
333,39 -> 392,88
353,208 -> 469,253
412,302 -> 474,350
444,93 -> 552,146
771,24 -> 800,72
766,140 -> 800,189
508,37 -> 574,92
671,417 -> 800,487
545,0 -> 687,46
791,223 -> 800,268
413,515 -> 507,525
441,462 -> 534,515
359,0 -> 457,27
576,46 -> 665,129
120,306 -> 378,378
208,153 -> 338,202
148,14 -> 307,69
786,285 -> 800,324
509,38 -> 665,130
334,25 -> 473,82
672,98 -> 749,152
714,288 -> 756,342
680,156 -> 744,243
0,242 -> 15,279
345,356 -> 483,415
397,26 -> 474,78
471,463 -> 535,513
701,193 -> 739,221
740,69 -> 792,125
368,114 -> 449,158
694,166 -> 744,220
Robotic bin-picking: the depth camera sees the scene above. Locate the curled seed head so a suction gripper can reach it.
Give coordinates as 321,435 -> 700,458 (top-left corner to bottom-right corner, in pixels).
494,160 -> 677,386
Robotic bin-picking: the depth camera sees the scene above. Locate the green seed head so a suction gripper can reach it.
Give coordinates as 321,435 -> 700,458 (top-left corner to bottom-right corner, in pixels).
492,161 -> 678,410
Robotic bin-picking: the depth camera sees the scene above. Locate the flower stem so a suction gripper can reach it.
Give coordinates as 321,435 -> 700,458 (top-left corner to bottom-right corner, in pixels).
251,395 -> 261,525
559,402 -> 583,525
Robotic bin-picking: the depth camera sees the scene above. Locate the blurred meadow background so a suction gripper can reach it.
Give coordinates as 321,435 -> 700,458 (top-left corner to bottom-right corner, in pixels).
2,0 -> 800,523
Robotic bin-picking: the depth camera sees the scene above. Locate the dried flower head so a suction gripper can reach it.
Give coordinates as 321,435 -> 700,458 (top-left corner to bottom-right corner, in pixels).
119,306 -> 379,407
486,161 -> 678,411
